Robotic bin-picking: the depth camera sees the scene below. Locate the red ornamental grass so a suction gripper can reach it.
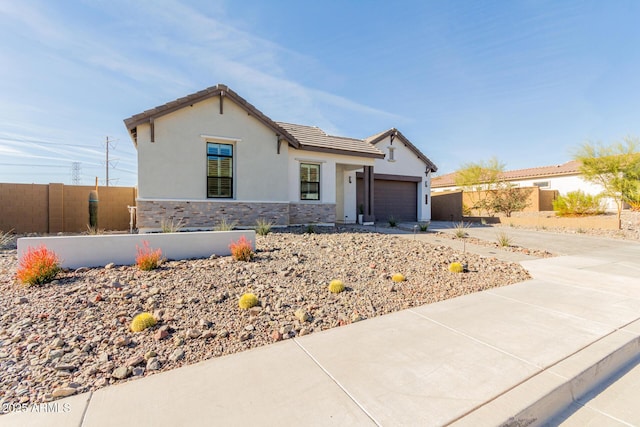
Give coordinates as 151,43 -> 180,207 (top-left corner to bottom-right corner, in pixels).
16,245 -> 61,286
136,240 -> 162,271
229,235 -> 253,261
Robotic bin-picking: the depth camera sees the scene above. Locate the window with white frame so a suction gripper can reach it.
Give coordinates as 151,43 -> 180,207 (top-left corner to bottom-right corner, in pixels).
207,143 -> 233,198
300,163 -> 320,200
533,181 -> 550,188
387,146 -> 396,162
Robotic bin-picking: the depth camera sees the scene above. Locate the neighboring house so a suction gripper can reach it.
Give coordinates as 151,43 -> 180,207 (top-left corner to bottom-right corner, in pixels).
124,84 -> 437,232
432,160 -> 614,210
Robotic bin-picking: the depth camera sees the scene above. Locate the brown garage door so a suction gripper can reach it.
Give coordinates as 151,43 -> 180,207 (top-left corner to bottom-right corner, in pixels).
375,180 -> 417,222
357,178 -> 417,222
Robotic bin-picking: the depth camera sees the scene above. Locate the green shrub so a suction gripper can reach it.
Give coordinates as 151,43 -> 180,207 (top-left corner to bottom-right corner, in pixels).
131,312 -> 156,332
496,231 -> 512,247
448,262 -> 464,273
305,224 -> 316,234
255,218 -> 273,236
453,221 -> 470,238
238,293 -> 258,309
328,279 -> 345,293
160,217 -> 185,233
418,222 -> 429,232
214,217 -> 238,231
388,216 -> 397,227
0,229 -> 14,249
553,191 -> 604,217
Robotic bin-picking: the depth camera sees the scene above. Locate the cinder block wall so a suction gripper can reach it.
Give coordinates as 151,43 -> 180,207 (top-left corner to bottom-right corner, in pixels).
0,183 -> 136,233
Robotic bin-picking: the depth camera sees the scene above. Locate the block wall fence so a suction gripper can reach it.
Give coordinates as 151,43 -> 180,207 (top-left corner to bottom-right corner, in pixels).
0,183 -> 137,233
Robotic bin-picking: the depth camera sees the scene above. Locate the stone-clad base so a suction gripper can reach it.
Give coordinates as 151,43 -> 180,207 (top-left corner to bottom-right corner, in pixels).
137,200 -> 336,231
288,203 -> 336,225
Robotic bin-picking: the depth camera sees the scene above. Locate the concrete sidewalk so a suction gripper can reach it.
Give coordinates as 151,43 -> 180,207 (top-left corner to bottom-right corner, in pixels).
4,230 -> 640,426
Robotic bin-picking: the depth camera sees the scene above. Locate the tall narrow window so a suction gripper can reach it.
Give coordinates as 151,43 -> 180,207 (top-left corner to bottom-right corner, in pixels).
300,163 -> 320,200
207,143 -> 233,198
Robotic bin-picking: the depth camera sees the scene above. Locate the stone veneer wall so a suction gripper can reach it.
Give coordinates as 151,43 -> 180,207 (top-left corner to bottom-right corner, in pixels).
137,200 -> 290,230
289,203 -> 336,225
137,200 -> 337,230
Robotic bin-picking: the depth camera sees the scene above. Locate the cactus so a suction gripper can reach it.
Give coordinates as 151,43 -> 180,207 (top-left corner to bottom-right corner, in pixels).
449,262 -> 464,273
238,293 -> 258,309
328,279 -> 345,294
130,312 -> 156,332
88,190 -> 99,229
392,273 -> 405,282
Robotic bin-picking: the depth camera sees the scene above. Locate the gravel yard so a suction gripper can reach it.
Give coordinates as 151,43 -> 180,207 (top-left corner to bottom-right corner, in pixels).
0,227 -> 530,407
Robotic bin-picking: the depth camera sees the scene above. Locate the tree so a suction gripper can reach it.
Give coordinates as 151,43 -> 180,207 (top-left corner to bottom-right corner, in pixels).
490,184 -> 533,217
454,157 -> 505,216
574,137 -> 640,225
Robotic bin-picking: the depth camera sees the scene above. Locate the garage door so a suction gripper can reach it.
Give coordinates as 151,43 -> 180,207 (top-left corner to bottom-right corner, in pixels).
357,178 -> 417,222
375,180 -> 417,222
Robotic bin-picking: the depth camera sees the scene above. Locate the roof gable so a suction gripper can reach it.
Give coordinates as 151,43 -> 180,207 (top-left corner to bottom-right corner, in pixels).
366,128 -> 438,172
123,84 -> 299,148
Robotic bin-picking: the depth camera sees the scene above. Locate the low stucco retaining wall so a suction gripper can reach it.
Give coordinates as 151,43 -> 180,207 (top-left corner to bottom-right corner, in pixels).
498,215 -> 620,230
17,230 -> 256,269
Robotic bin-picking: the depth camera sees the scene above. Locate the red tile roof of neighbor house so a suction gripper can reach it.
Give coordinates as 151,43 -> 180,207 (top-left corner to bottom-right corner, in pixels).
431,160 -> 582,188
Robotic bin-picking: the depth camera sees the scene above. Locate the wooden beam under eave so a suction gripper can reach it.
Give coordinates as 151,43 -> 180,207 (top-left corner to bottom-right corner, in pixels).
277,135 -> 282,154
219,91 -> 224,114
150,118 -> 155,143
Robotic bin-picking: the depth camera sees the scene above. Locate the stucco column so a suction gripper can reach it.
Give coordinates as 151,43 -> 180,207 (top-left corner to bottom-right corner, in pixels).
363,166 -> 375,222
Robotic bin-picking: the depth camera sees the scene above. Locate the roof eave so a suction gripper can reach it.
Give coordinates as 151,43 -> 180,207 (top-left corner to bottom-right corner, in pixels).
298,145 -> 385,159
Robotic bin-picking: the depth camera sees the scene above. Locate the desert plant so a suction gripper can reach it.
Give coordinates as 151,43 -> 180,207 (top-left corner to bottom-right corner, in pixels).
392,273 -> 405,283
255,218 -> 273,236
214,217 -> 238,231
328,279 -> 345,293
136,241 -> 162,271
238,293 -> 258,309
388,216 -> 398,227
553,190 -> 605,217
453,221 -> 470,238
448,262 -> 464,273
496,231 -> 512,247
86,224 -> 105,235
130,312 -> 157,332
305,224 -> 316,234
16,245 -> 61,286
418,222 -> 430,232
160,217 -> 185,233
0,229 -> 14,249
229,235 -> 254,261
88,190 -> 99,229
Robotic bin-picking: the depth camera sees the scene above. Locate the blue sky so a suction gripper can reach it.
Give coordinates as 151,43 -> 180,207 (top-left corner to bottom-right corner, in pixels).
1,0 -> 639,186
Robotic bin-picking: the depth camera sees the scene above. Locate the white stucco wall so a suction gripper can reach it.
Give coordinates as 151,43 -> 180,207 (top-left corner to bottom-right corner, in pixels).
288,148 -> 375,221
372,135 -> 431,221
136,97 -> 289,201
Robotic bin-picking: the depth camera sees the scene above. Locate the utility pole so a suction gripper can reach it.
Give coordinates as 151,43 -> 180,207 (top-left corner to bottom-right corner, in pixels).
105,136 -> 118,187
71,162 -> 81,185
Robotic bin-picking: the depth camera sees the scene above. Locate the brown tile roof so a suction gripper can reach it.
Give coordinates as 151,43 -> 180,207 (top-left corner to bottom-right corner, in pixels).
432,160 -> 582,188
365,128 -> 438,172
276,122 -> 384,159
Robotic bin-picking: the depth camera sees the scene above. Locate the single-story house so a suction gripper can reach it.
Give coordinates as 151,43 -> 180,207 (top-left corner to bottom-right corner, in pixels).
432,160 -> 615,210
124,84 -> 437,232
